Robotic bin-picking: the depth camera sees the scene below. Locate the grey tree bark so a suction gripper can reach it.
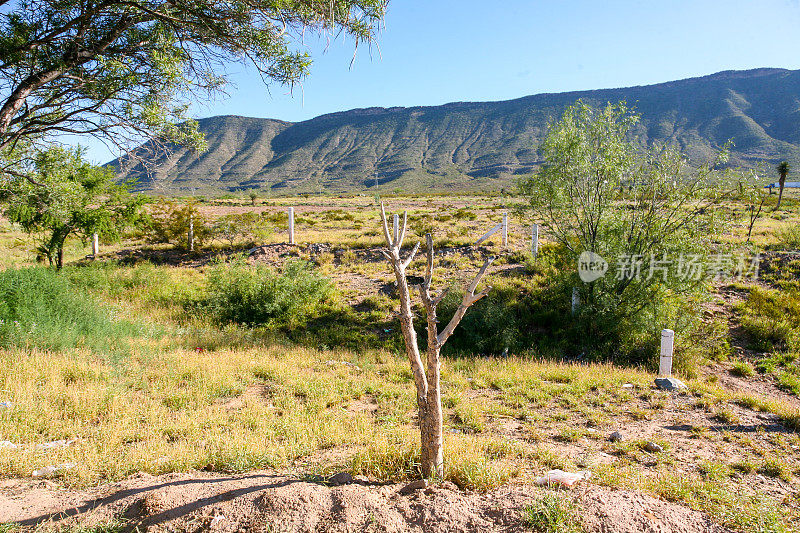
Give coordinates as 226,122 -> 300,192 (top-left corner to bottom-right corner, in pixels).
379,204 -> 493,478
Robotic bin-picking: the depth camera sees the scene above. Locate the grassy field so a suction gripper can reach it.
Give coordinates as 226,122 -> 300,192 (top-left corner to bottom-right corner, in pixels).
1,192 -> 800,532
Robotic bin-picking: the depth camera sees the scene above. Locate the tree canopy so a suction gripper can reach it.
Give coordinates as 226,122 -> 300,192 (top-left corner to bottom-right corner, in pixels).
0,0 -> 387,171
520,101 -> 739,358
0,145 -> 144,268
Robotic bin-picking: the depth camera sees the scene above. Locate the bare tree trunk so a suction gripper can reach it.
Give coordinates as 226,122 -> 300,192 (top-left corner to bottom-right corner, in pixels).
776,182 -> 785,211
379,206 -> 492,479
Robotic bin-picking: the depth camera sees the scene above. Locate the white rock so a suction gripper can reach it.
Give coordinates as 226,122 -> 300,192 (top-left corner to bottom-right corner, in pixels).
0,440 -> 18,449
32,463 -> 76,477
654,377 -> 687,391
0,401 -> 12,409
37,439 -> 75,450
209,515 -> 226,530
534,469 -> 591,487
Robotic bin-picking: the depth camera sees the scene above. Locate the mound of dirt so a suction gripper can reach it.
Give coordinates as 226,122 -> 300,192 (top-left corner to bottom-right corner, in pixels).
1,471 -> 733,532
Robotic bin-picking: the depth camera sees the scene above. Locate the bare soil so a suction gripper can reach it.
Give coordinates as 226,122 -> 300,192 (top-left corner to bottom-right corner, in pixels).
1,471 -> 733,532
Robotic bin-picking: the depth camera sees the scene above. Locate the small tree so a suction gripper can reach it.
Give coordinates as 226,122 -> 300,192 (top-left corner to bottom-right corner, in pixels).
379,204 -> 492,478
775,161 -> 790,211
0,146 -> 143,269
249,192 -> 258,206
519,101 -> 736,356
738,170 -> 769,242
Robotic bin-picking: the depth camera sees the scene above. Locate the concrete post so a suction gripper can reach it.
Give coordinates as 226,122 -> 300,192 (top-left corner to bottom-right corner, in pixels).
188,215 -> 194,252
288,207 -> 295,245
531,223 -> 539,258
502,213 -> 508,247
571,287 -> 580,316
91,233 -> 99,258
659,329 -> 675,377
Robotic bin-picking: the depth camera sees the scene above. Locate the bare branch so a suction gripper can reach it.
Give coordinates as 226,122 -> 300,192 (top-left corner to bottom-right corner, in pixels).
397,210 -> 408,248
401,240 -> 420,270
432,287 -> 450,307
436,256 -> 494,346
423,233 -> 434,288
379,202 -> 392,248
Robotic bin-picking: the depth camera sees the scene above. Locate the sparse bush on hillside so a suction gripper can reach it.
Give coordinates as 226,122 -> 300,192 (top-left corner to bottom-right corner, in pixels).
735,286 -> 800,352
205,256 -> 333,329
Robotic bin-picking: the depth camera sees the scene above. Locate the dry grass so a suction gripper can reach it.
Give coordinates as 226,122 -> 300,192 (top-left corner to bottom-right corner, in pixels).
1,193 -> 800,531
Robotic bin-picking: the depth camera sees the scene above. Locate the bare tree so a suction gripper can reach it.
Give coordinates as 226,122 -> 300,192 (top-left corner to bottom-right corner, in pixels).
379,203 -> 493,478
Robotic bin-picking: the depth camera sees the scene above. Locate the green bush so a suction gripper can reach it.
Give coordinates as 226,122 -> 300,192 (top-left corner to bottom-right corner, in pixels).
143,200 -> 212,249
212,212 -> 271,247
524,494 -> 582,533
434,245 -> 715,372
517,101 -> 735,365
735,286 -> 800,352
0,266 -> 141,353
205,256 -> 333,329
775,224 -> 800,251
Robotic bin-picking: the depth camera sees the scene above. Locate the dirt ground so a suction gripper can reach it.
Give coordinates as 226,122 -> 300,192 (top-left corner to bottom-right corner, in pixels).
1,471 -> 733,532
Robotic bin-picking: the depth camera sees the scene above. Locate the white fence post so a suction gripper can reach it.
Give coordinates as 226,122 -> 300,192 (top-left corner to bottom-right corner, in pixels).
91,233 -> 99,258
393,213 -> 399,244
531,224 -> 539,258
659,329 -> 675,377
288,207 -> 295,245
571,287 -> 580,316
476,217 -> 506,246
188,214 -> 194,252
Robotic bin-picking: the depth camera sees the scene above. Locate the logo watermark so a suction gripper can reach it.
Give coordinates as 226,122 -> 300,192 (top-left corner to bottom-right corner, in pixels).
578,251 -> 609,282
577,252 -> 760,282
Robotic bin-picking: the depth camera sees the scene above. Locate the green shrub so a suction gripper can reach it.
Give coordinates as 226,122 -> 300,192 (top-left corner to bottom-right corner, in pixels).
205,256 -> 333,328
735,286 -> 800,352
776,224 -> 800,251
212,212 -> 271,246
0,266 -> 142,353
731,361 -> 755,378
524,494 -> 582,533
143,200 -> 212,249
434,245 -> 715,371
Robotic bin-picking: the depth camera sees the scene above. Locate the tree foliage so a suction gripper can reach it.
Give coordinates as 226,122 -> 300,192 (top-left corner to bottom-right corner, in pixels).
0,0 -> 387,169
0,145 -> 144,268
775,160 -> 790,210
520,101 -> 738,358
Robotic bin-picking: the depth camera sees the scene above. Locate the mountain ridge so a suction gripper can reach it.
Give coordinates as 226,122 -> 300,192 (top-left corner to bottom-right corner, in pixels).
113,68 -> 800,194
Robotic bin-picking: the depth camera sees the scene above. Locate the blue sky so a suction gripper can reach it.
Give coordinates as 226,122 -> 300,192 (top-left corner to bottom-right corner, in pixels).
86,0 -> 800,163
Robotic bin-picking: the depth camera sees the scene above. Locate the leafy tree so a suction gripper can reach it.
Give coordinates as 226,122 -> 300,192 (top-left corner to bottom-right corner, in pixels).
775,161 -> 790,210
0,0 -> 387,173
519,101 -> 737,359
0,146 -> 144,268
